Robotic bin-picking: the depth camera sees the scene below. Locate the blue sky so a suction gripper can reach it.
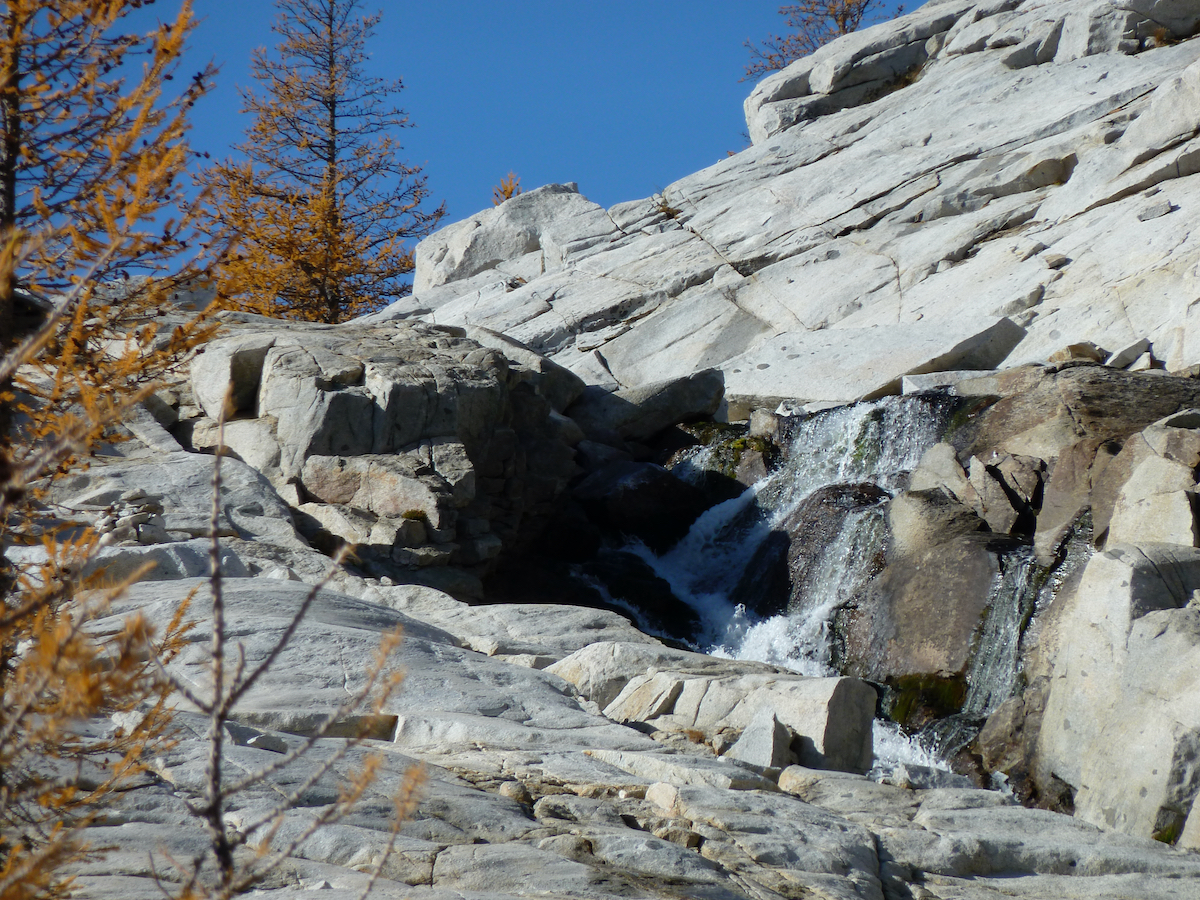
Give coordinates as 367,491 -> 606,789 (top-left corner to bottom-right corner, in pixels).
140,1 -> 904,227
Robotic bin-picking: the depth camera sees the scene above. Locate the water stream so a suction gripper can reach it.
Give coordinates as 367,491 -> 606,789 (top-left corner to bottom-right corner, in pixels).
639,392 -> 1081,773
647,394 -> 955,663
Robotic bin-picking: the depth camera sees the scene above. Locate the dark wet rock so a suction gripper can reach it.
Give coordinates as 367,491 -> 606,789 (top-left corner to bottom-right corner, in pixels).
581,549 -> 702,642
731,482 -> 890,618
572,461 -> 712,554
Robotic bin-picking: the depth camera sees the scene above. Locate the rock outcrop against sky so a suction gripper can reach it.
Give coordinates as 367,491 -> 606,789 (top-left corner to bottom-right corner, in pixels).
382,0 -> 1200,414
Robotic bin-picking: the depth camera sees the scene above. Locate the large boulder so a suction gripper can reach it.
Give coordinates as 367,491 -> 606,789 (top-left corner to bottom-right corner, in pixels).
1092,410 -> 1200,548
547,639 -> 788,709
839,488 -> 997,722
603,671 -> 876,773
97,578 -> 655,755
182,319 -> 582,587
1036,544 -> 1200,843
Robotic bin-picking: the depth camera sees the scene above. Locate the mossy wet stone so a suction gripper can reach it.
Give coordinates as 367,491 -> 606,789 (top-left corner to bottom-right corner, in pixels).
886,674 -> 970,730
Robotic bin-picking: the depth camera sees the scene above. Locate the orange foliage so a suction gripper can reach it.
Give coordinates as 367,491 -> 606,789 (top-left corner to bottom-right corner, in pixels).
0,3 -> 217,896
200,0 -> 444,324
493,171 -> 522,206
0,0 -> 215,344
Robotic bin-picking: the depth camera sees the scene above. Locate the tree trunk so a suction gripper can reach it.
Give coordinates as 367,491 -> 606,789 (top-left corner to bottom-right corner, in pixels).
0,13 -> 24,450
0,13 -> 23,352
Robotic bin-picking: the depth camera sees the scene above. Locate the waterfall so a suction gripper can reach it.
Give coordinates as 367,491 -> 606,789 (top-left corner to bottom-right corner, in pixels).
962,549 -> 1042,719
635,391 -> 1089,777
915,517 -> 1094,759
670,443 -> 721,486
643,394 -> 956,661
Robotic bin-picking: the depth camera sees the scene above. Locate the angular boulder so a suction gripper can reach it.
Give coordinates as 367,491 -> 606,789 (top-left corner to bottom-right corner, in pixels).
603,671 -> 875,773
1037,543 -> 1200,843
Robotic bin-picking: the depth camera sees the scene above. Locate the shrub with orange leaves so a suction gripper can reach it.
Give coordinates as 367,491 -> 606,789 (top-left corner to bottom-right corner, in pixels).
0,2 -> 217,897
1,4 -> 424,895
493,172 -> 522,206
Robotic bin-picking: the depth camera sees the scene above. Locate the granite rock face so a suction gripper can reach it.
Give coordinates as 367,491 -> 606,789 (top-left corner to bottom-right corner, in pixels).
181,317 -> 586,591
389,0 -> 1200,415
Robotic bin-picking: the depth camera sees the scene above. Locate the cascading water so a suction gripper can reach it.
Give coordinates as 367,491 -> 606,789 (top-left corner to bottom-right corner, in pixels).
916,549 -> 1044,758
642,394 -> 956,666
635,393 -> 962,769
917,516 -> 1094,759
631,391 -> 1095,776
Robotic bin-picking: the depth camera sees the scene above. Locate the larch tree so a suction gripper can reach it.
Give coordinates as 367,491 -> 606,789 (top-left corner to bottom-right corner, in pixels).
201,0 -> 444,324
0,0 -> 217,445
744,0 -> 900,79
492,171 -> 521,206
0,0 -> 213,344
0,2 -> 216,896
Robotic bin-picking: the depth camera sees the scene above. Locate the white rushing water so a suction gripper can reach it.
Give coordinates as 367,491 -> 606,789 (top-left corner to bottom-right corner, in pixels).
872,720 -> 952,772
645,396 -> 951,665
639,395 -> 960,770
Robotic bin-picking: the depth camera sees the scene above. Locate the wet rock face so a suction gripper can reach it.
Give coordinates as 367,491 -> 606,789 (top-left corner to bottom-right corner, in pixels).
842,535 -> 998,697
732,482 -> 889,619
571,460 -> 712,555
579,549 -> 703,642
829,482 -> 998,723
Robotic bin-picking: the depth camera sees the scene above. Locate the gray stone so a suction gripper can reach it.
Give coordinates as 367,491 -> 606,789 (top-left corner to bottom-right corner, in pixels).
1107,337 -> 1154,369
460,324 -> 586,412
1054,2 -> 1140,62
414,183 -> 618,294
565,368 -> 724,443
1118,0 -> 1200,36
670,783 -> 884,897
404,603 -> 660,660
84,537 -> 250,584
887,800 -> 1200,877
721,317 -> 1026,406
546,640 -> 785,709
585,749 -> 778,792
430,843 -> 612,896
95,578 -> 653,758
1071,603 -> 1200,842
190,332 -> 277,419
603,672 -> 875,773
724,707 -> 794,769
301,452 -> 461,530
47,451 -> 308,553
1037,543 -> 1200,831
586,830 -> 725,884
190,416 -> 281,471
